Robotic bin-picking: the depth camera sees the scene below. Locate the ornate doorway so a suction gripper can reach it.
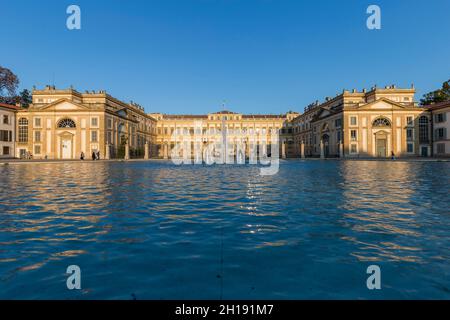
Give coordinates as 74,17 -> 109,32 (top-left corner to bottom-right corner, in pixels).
375,131 -> 388,158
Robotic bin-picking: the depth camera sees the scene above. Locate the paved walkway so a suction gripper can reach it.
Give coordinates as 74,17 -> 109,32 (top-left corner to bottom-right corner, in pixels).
1,157 -> 449,165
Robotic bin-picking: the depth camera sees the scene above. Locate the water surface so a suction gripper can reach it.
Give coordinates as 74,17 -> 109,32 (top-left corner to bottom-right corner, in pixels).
0,160 -> 449,299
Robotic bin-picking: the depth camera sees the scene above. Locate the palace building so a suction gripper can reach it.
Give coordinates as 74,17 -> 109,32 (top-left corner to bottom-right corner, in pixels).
12,84 -> 440,160
150,111 -> 299,159
292,85 -> 431,158
0,103 -> 21,159
427,101 -> 450,157
16,86 -> 157,160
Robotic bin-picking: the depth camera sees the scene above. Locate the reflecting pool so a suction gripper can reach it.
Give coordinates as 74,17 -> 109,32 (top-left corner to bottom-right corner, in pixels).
0,160 -> 449,299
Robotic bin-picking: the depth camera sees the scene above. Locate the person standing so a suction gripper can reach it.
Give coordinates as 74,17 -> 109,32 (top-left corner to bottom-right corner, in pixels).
92,151 -> 96,161
80,152 -> 85,160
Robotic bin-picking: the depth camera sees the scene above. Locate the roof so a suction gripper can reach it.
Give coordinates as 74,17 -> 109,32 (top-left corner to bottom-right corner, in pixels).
211,110 -> 238,114
425,101 -> 450,111
0,103 -> 22,111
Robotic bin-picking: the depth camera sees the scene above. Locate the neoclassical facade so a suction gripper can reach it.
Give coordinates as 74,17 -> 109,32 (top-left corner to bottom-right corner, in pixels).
16,86 -> 157,159
0,103 -> 20,158
427,101 -> 450,157
11,84 -> 439,160
150,111 -> 299,159
292,85 -> 431,158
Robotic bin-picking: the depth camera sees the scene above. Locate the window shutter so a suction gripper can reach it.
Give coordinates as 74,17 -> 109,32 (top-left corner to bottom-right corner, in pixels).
444,113 -> 447,122
444,128 -> 448,140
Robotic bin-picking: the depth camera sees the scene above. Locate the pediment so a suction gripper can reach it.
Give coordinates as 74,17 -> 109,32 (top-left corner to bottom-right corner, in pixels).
39,99 -> 90,111
356,98 -> 407,111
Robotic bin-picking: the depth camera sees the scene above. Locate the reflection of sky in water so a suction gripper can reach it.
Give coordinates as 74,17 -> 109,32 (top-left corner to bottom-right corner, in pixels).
0,160 -> 449,299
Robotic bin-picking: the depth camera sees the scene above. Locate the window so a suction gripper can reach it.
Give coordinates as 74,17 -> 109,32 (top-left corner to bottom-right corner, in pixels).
406,128 -> 413,141
350,116 -> 357,126
335,119 -> 342,128
107,118 -> 113,129
406,116 -> 413,126
91,131 -> 98,142
351,130 -> 357,141
2,146 -> 10,155
34,145 -> 41,155
107,131 -> 112,144
57,118 -> 76,128
407,143 -> 414,153
372,117 -> 391,127
435,128 -> 447,141
34,131 -> 41,142
34,118 -> 41,127
91,117 -> 98,127
3,115 -> 9,124
0,130 -> 12,142
350,144 -> 357,153
18,118 -> 28,142
437,143 -> 446,154
419,116 -> 429,143
435,113 -> 446,123
337,131 -> 341,143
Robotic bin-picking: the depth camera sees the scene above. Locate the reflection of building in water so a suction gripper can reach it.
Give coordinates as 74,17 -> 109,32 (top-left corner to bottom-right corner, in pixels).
13,84 -> 442,159
292,85 -> 431,158
16,86 -> 157,160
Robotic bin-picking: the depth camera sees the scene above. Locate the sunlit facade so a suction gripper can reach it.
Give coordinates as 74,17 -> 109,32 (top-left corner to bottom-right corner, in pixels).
150,111 -> 299,159
0,103 -> 19,158
292,85 -> 432,158
16,86 -> 157,159
11,85 -> 442,160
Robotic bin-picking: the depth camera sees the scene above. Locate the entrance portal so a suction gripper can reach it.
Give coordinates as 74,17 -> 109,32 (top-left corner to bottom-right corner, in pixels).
376,138 -> 387,157
61,139 -> 72,159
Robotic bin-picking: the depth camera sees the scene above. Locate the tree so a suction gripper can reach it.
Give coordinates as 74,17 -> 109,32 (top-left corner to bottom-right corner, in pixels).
0,66 -> 19,98
420,79 -> 450,105
19,89 -> 32,107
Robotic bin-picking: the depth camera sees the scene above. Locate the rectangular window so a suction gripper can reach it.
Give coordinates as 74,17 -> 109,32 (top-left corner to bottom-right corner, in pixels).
437,143 -> 446,154
407,143 -> 414,153
0,130 -> 11,142
34,118 -> 41,127
91,117 -> 99,127
34,131 -> 41,143
107,131 -> 112,144
435,113 -> 446,123
3,115 -> 9,124
435,128 -> 447,141
34,145 -> 41,155
2,146 -> 10,155
351,130 -> 357,141
406,116 -> 413,126
350,144 -> 357,153
406,128 -> 413,141
350,116 -> 357,126
91,131 -> 98,142
107,118 -> 112,129
335,119 -> 342,128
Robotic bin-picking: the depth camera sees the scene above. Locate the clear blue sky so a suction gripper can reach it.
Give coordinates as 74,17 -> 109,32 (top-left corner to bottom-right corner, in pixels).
1,0 -> 449,114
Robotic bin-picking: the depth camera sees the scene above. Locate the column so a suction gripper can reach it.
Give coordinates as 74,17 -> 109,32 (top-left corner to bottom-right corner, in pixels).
320,140 -> 325,159
300,141 -> 305,159
105,143 -> 110,160
281,140 -> 286,159
163,143 -> 168,159
124,143 -> 130,160
144,142 -> 149,160
339,141 -> 344,158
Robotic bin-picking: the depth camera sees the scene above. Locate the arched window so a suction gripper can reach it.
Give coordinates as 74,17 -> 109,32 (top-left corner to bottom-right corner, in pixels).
57,118 -> 76,128
372,117 -> 391,127
18,118 -> 28,142
419,116 -> 429,142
